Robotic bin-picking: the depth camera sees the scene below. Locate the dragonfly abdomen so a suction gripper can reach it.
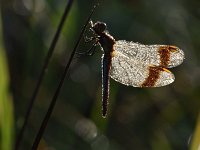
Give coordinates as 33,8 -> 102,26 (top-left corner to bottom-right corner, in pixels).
102,54 -> 112,117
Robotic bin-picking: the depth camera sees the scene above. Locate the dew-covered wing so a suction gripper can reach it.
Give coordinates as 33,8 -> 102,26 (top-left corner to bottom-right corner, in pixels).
113,40 -> 184,68
110,50 -> 175,87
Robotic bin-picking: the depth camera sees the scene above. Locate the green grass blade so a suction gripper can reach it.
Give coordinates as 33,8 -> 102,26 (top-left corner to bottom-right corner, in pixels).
0,12 -> 14,150
190,114 -> 200,150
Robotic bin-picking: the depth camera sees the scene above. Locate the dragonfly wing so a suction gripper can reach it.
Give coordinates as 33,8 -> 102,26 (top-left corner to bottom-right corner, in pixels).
113,40 -> 184,68
110,51 -> 175,87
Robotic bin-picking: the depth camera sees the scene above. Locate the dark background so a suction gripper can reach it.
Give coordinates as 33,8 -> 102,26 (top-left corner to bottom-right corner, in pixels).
1,0 -> 200,149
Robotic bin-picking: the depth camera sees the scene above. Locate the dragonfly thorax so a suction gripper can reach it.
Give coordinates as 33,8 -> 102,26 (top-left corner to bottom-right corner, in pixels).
91,21 -> 116,54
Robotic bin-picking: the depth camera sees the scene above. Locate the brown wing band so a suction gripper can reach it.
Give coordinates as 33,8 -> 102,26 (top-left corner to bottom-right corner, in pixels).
142,46 -> 178,87
141,66 -> 164,87
158,46 -> 170,67
158,45 -> 178,67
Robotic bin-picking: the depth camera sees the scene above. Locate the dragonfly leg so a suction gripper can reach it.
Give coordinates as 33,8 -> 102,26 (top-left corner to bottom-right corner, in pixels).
83,21 -> 96,43
76,42 -> 98,56
83,28 -> 98,43
87,43 -> 97,56
84,35 -> 96,43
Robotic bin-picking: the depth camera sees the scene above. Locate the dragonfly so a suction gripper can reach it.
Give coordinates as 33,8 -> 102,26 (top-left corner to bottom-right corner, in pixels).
84,21 -> 184,118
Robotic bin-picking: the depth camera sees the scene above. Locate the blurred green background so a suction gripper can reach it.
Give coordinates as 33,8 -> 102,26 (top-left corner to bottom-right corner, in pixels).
1,0 -> 200,149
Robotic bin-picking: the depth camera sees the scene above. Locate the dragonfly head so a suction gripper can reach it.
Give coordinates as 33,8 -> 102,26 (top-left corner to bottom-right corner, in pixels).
92,21 -> 107,35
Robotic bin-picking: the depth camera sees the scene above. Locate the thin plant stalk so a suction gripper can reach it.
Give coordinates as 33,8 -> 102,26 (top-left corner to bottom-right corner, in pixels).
31,4 -> 98,150
15,0 -> 74,149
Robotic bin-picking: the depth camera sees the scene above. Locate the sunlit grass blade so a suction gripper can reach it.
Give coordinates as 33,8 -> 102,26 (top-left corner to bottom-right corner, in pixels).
0,13 -> 14,150
190,114 -> 200,150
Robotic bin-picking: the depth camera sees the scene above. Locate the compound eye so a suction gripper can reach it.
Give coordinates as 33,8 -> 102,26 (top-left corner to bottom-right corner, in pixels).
99,22 -> 106,32
93,22 -> 107,34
